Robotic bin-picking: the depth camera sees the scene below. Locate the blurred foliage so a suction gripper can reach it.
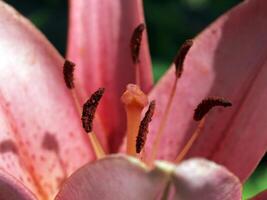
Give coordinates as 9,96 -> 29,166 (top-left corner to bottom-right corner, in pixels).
4,0 -> 267,198
143,0 -> 241,63
6,0 -> 67,54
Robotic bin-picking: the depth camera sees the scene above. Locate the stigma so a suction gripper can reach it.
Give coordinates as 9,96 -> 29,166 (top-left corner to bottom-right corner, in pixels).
121,84 -> 148,156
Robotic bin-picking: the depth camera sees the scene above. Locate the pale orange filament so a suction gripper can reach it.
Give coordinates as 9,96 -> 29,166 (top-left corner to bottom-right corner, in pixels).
175,118 -> 206,163
121,84 -> 148,156
135,62 -> 141,86
89,132 -> 105,159
70,89 -> 106,159
150,76 -> 178,162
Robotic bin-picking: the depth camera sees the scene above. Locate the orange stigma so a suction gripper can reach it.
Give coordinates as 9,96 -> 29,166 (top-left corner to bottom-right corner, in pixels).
121,84 -> 148,156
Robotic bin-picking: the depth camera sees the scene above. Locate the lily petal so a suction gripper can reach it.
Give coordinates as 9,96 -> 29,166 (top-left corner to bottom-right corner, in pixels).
55,156 -> 241,200
0,2 -> 94,199
250,190 -> 267,200
67,0 -> 153,151
145,0 -> 267,182
172,158 -> 242,200
0,169 -> 37,200
55,155 -> 168,200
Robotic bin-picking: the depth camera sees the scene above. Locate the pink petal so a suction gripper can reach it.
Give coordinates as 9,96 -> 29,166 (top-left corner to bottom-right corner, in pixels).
55,155 -> 168,200
67,0 -> 153,151
0,169 -> 37,200
172,158 -> 242,200
55,156 -> 241,200
0,2 -> 96,198
144,0 -> 267,182
250,190 -> 267,200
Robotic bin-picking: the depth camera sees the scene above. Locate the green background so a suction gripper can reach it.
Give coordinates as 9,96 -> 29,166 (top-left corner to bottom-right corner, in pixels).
5,0 -> 266,198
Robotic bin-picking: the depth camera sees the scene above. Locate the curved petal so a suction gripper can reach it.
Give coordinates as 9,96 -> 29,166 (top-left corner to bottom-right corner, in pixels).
0,2 -> 95,199
0,169 -> 37,200
250,190 -> 267,200
171,158 -> 242,200
145,0 -> 267,182
55,155 -> 168,200
67,0 -> 153,151
55,156 -> 241,200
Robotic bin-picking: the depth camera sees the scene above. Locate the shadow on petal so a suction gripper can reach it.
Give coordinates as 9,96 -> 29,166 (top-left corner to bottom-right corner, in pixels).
144,0 -> 267,183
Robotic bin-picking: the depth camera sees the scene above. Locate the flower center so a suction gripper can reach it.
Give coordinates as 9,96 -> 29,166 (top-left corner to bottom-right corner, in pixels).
62,24 -> 232,165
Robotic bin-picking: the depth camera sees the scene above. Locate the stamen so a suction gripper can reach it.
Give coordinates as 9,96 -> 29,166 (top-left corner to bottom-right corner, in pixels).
62,61 -> 105,159
130,23 -> 145,64
63,60 -> 75,89
130,23 -> 145,85
81,88 -> 106,159
62,60 -> 81,114
136,100 -> 156,154
175,118 -> 206,163
150,40 -> 193,162
194,97 -> 232,121
88,133 -> 106,159
82,88 -> 105,133
175,97 -> 232,163
174,39 -> 193,78
121,84 -> 148,156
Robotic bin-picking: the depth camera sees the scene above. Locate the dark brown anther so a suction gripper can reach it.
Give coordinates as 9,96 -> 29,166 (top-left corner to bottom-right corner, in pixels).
174,39 -> 193,78
130,23 -> 145,64
63,60 -> 75,89
194,97 -> 232,121
82,88 -> 105,133
136,100 -> 156,153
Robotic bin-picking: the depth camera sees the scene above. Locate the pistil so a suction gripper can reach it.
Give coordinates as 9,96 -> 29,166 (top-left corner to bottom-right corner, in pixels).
121,84 -> 148,156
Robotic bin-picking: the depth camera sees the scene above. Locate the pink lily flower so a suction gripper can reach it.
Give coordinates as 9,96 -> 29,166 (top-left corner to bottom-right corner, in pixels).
0,0 -> 266,199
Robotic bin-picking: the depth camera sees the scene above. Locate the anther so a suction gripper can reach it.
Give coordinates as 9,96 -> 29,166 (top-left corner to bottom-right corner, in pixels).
63,60 -> 75,89
136,100 -> 156,154
81,88 -> 106,159
174,39 -> 193,78
130,23 -> 145,64
194,97 -> 232,121
82,88 -> 105,133
121,84 -> 148,156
